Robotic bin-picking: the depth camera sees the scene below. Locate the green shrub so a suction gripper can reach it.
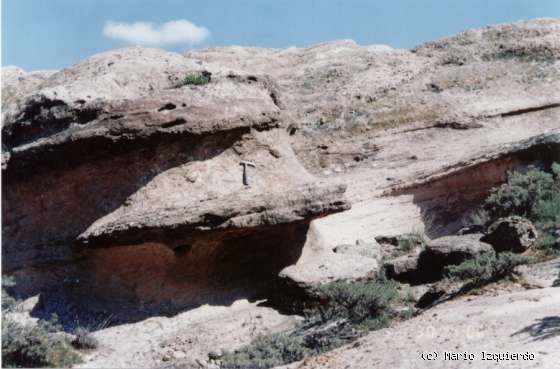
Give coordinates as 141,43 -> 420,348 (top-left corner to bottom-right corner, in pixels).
538,232 -> 560,251
221,333 -> 308,369
180,71 -> 211,86
72,327 -> 99,350
480,163 -> 560,252
2,315 -> 81,368
445,251 -> 529,288
397,233 -> 424,253
2,277 -> 82,367
533,190 -> 560,251
301,277 -> 398,353
221,277 -> 398,368
311,278 -> 398,327
483,165 -> 558,221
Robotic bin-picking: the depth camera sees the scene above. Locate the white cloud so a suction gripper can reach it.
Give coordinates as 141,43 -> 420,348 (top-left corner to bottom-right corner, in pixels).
103,19 -> 210,46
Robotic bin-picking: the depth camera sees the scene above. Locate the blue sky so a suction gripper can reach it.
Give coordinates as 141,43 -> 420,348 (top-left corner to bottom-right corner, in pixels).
2,0 -> 559,71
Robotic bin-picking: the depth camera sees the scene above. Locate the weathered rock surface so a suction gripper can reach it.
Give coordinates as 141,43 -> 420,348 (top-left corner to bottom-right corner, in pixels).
384,254 -> 421,282
375,233 -> 425,259
280,287 -> 560,369
515,257 -> 560,288
279,225 -> 379,291
481,216 -> 538,253
73,299 -> 299,369
424,234 -> 493,264
2,48 -> 350,316
414,279 -> 464,309
78,181 -> 348,248
385,234 -> 492,284
332,239 -> 381,260
2,18 -> 560,369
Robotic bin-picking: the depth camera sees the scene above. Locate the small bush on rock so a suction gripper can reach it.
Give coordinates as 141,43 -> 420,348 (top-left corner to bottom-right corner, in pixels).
221,276 -> 399,368
310,277 -> 398,327
221,333 -> 308,369
445,251 -> 529,288
180,71 -> 211,86
483,165 -> 558,220
397,233 -> 424,253
480,163 -> 560,252
1,277 -> 82,367
72,327 -> 99,350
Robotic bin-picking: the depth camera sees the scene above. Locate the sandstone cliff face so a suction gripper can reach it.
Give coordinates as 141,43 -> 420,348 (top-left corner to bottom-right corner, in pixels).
2,19 -> 559,333
2,47 -> 350,321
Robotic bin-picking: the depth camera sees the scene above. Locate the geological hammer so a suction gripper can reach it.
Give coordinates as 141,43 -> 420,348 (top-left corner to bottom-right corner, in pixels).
239,161 -> 256,186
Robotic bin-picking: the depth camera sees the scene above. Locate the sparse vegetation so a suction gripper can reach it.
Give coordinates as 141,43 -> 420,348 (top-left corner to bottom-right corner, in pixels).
397,232 -> 425,253
477,163 -> 560,253
221,276 -> 399,369
445,251 -> 529,288
491,46 -> 557,63
220,333 -> 308,369
1,277 -> 83,368
483,164 -> 559,221
2,315 -> 82,368
179,71 -> 211,86
72,327 -> 99,350
310,277 -> 398,328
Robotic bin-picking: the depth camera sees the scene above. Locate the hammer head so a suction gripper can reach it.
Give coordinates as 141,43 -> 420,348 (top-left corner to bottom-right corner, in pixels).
239,161 -> 256,168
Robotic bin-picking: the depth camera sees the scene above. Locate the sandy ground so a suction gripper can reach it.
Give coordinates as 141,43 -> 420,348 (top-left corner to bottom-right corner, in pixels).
75,299 -> 298,368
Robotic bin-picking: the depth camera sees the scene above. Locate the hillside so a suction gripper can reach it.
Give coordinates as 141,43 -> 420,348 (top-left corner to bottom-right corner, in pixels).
2,18 -> 559,369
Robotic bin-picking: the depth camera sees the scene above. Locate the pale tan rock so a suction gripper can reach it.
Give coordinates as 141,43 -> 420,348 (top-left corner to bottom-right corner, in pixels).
281,287 -> 560,369
2,18 -> 560,369
482,216 -> 538,253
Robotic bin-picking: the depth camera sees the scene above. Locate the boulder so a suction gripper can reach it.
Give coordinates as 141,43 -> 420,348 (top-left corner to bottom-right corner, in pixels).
425,234 -> 493,264
415,283 -> 448,309
384,254 -> 420,282
414,279 -> 465,309
279,225 -> 379,291
397,283 -> 431,304
375,233 -> 425,259
405,234 -> 494,282
481,216 -> 537,253
384,234 -> 493,285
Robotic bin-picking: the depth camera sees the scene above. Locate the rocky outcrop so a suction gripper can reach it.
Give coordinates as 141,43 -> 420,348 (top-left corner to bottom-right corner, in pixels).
1,48 -> 351,319
332,239 -> 381,260
424,234 -> 493,265
385,234 -> 493,284
278,225 -> 379,292
481,216 -> 538,253
384,254 -> 421,282
282,287 -> 560,369
2,18 -> 560,368
515,258 -> 560,288
78,181 -> 348,248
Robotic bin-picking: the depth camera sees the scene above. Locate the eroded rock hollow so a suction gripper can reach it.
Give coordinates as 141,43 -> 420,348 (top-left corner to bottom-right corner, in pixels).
2,19 -> 559,330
